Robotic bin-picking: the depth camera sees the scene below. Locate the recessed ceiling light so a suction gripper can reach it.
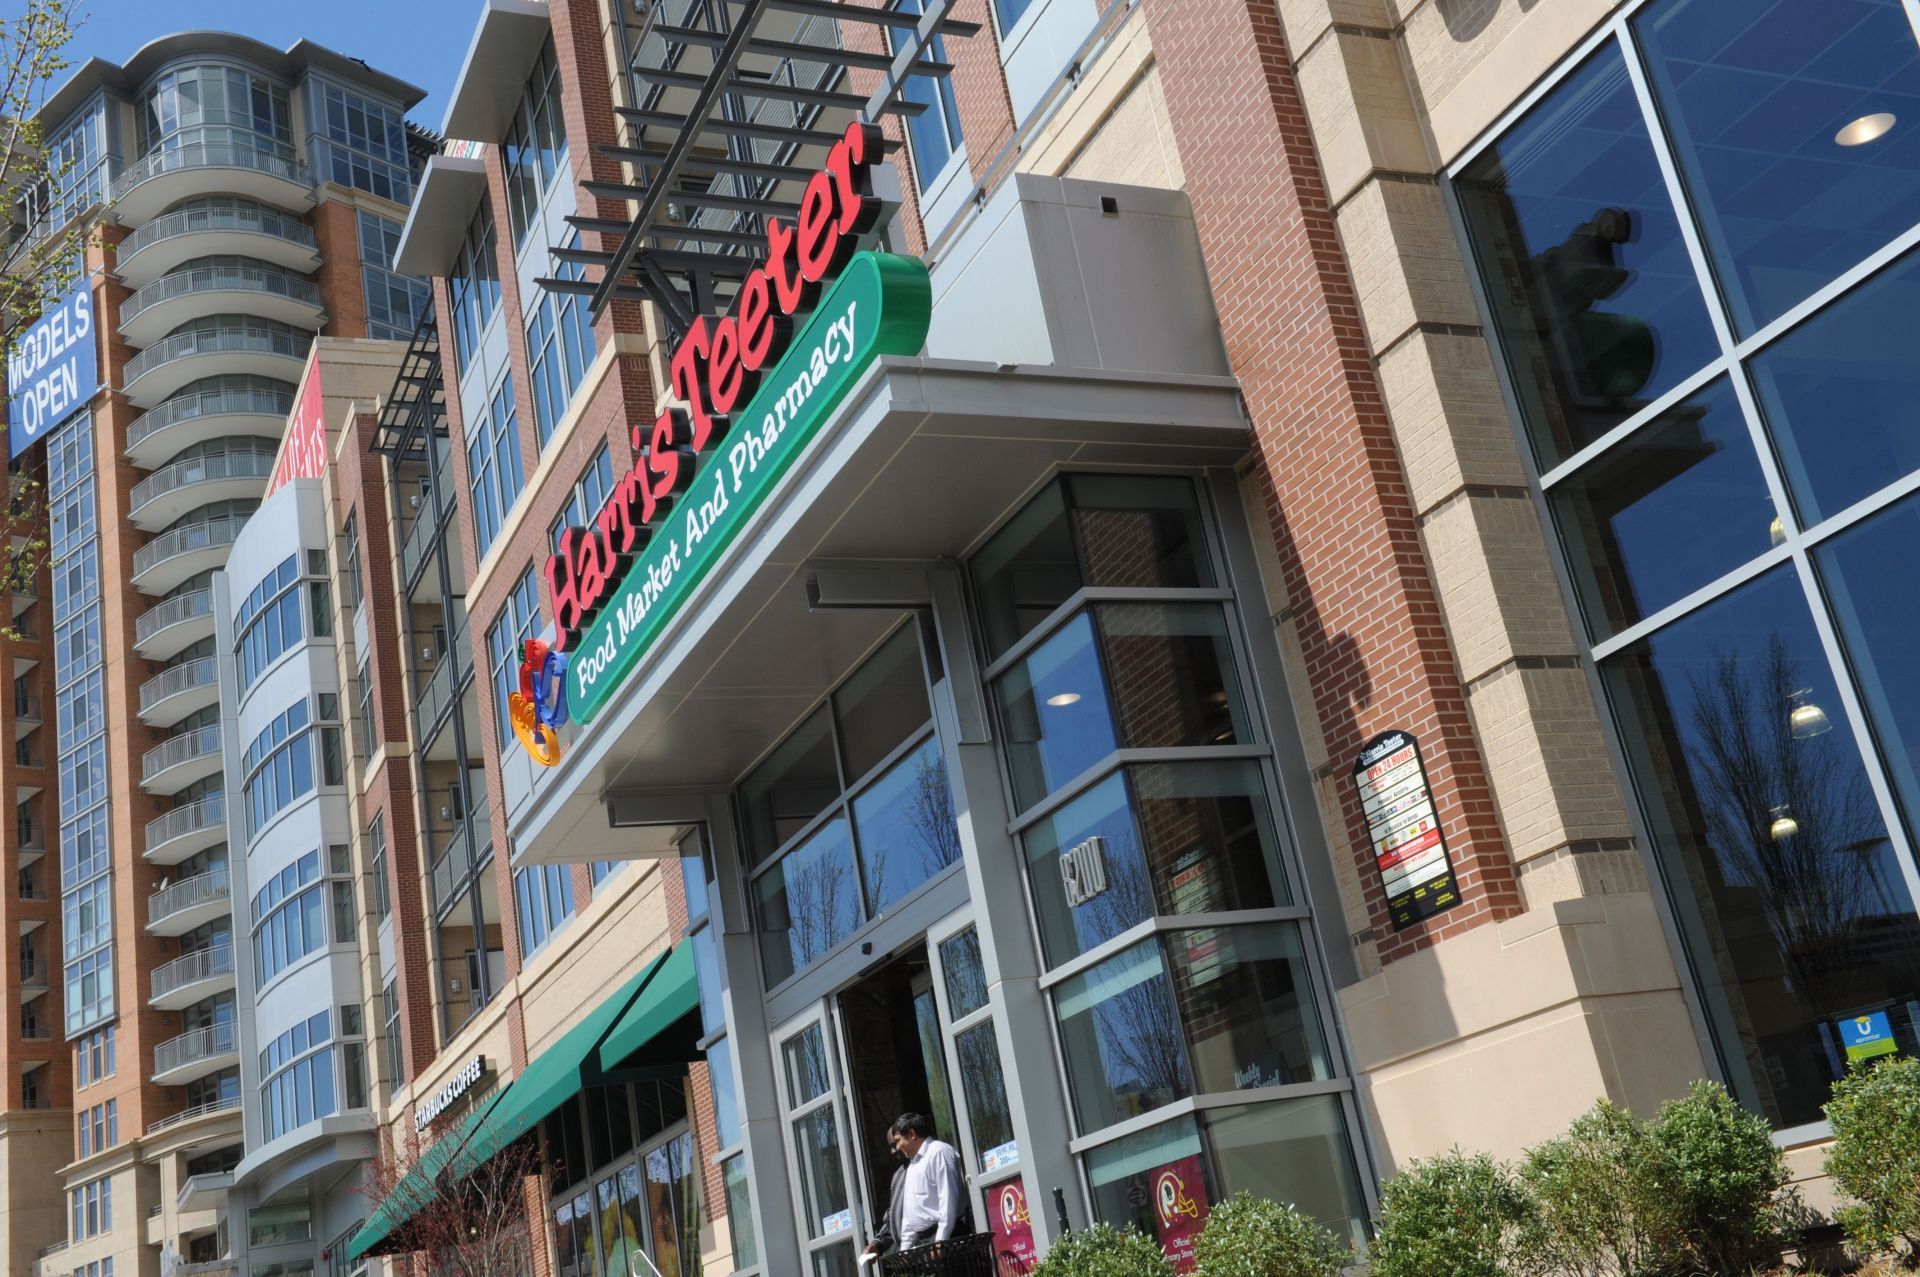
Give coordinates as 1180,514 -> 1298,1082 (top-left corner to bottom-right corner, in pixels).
1836,112 -> 1896,147
1046,692 -> 1082,707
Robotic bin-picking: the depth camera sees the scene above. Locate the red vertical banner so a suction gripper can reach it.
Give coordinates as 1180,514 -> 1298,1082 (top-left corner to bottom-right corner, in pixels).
266,362 -> 327,497
986,1178 -> 1037,1275
1150,1155 -> 1210,1273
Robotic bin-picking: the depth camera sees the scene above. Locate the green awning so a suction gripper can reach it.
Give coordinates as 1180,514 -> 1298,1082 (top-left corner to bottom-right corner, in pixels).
346,1083 -> 515,1261
597,940 -> 699,1073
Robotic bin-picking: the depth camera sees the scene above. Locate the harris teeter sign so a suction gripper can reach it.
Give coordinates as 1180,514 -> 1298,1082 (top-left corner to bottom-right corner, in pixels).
542,120 -> 933,727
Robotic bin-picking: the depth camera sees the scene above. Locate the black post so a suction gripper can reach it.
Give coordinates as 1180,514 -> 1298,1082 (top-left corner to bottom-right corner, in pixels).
1052,1187 -> 1070,1236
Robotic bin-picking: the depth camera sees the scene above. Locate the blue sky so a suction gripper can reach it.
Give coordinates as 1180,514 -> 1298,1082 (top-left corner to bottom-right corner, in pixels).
58,0 -> 476,128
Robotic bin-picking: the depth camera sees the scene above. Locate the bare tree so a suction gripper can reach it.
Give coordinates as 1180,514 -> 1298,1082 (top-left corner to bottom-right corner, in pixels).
358,1116 -> 543,1277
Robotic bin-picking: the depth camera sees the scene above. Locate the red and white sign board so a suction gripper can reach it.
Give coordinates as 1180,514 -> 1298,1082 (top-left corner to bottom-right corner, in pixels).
265,362 -> 327,498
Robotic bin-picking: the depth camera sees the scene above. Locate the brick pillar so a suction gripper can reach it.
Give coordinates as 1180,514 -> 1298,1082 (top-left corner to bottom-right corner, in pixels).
1141,0 -> 1522,963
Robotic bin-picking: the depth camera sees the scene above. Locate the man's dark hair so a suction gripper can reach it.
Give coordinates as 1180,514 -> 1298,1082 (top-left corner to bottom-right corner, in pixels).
888,1112 -> 934,1139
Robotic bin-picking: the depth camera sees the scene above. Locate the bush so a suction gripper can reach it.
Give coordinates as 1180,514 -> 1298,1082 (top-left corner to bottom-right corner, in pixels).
1368,1149 -> 1535,1277
1519,1100 -> 1678,1277
1825,1054 -> 1920,1267
1191,1192 -> 1348,1277
1646,1080 -> 1796,1275
1030,1223 -> 1175,1277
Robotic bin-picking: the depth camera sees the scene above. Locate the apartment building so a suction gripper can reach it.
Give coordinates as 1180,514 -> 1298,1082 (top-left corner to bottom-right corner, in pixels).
4,33 -> 429,1277
339,0 -> 1920,1274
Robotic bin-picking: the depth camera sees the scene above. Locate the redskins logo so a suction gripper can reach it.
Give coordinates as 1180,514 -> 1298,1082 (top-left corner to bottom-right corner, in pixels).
1154,1169 -> 1199,1228
998,1184 -> 1031,1230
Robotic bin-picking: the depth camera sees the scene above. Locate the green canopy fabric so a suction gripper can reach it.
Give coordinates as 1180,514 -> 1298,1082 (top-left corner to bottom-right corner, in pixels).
347,941 -> 699,1261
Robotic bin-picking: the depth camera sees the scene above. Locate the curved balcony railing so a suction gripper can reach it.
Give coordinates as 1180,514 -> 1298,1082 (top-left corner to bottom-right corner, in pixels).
152,945 -> 234,1002
147,865 -> 229,928
145,1092 -> 240,1137
120,202 -> 316,264
123,324 -> 311,388
130,448 -> 275,515
111,140 -> 307,202
146,794 -> 225,854
129,386 -> 294,455
152,1020 -> 237,1077
136,589 -> 214,647
139,657 -> 218,715
122,259 -> 322,328
141,723 -> 222,785
132,515 -> 246,581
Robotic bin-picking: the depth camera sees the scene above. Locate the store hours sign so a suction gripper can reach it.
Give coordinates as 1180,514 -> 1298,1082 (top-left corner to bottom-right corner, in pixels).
8,280 -> 96,458
1353,730 -> 1461,929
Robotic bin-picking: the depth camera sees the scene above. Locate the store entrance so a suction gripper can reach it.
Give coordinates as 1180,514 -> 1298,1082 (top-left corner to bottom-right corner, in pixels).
836,943 -> 959,1235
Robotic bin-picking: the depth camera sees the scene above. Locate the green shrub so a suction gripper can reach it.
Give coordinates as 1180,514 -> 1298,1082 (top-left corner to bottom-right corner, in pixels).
1519,1100 -> 1679,1277
1825,1054 -> 1920,1267
1368,1149 -> 1534,1277
1191,1192 -> 1348,1277
1030,1223 -> 1175,1277
1646,1080 -> 1796,1275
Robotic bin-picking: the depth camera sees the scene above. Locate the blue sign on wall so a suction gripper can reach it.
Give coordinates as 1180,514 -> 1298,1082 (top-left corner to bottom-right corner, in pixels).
1838,1010 -> 1897,1065
7,281 -> 96,459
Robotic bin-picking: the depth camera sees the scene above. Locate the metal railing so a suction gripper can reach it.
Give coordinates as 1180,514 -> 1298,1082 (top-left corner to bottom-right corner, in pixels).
414,615 -> 473,737
176,1259 -> 238,1277
148,865 -> 229,928
136,588 -> 215,646
145,1092 -> 240,1136
152,1020 -> 237,1076
431,791 -> 493,915
20,954 -> 44,983
131,448 -> 275,517
120,201 -> 315,263
132,515 -> 247,581
111,138 -> 307,201
129,386 -> 294,454
139,656 -> 218,714
123,259 -> 322,327
152,945 -> 234,1001
140,723 -> 222,785
145,794 -> 225,854
123,322 -> 311,387
14,691 -> 40,720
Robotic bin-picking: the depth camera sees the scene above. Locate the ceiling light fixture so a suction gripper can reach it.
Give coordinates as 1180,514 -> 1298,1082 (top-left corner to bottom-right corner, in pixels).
1769,805 -> 1800,841
1046,692 -> 1082,707
1836,112 -> 1896,147
1787,688 -> 1833,740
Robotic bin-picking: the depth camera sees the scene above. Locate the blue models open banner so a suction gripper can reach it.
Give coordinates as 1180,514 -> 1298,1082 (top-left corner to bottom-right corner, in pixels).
8,280 -> 96,459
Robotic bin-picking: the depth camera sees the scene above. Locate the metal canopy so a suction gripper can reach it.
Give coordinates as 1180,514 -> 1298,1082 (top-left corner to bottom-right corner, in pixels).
371,307 -> 448,460
538,0 -> 979,342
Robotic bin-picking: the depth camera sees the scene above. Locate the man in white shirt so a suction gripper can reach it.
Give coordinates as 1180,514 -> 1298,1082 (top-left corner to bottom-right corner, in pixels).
890,1112 -> 968,1247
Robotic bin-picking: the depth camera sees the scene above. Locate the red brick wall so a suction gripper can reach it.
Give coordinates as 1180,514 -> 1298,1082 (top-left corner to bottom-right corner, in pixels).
1140,0 -> 1522,962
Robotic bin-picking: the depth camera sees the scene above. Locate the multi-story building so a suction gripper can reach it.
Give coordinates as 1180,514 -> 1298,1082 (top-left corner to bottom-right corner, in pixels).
4,32 -> 428,1277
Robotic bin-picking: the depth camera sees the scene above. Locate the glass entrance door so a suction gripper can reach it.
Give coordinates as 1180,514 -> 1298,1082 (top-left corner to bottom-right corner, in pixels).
778,1009 -> 866,1276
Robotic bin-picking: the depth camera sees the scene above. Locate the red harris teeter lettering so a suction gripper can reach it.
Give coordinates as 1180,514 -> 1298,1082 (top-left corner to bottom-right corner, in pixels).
546,120 -> 886,654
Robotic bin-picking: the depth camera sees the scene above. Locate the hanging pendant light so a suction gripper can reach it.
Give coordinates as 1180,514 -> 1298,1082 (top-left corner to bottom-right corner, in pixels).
1787,688 -> 1833,740
1769,805 -> 1800,841
1769,515 -> 1786,547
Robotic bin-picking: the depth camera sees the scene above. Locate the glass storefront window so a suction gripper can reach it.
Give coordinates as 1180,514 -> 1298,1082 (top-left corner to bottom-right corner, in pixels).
644,1132 -> 701,1277
1024,762 -> 1290,967
834,625 -> 932,779
1055,940 -> 1192,1132
852,736 -> 960,913
1206,1097 -> 1369,1249
1603,565 -> 1920,1127
723,1155 -> 757,1268
1635,0 -> 1920,335
1549,377 -> 1774,640
1086,1116 -> 1210,1266
756,818 -> 862,987
954,1021 -> 1017,1171
1456,45 -> 1720,468
792,1108 -> 851,1241
707,1038 -> 741,1149
741,706 -> 842,862
939,927 -> 989,1019
995,612 -> 1116,808
1748,247 -> 1920,525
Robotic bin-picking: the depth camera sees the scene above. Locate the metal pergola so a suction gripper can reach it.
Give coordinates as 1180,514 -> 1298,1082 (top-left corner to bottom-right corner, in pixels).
538,0 -> 980,344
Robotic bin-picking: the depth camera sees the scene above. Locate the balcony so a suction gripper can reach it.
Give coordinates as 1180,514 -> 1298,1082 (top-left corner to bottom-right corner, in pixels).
110,137 -> 311,224
151,1020 -> 238,1086
132,515 -> 246,596
147,866 -> 230,936
13,692 -> 39,739
178,1169 -> 234,1214
121,321 -> 311,409
138,657 -> 220,726
141,723 -> 222,794
151,945 -> 235,1010
117,202 -> 319,289
129,447 -> 276,532
145,1092 -> 240,1138
176,1259 -> 238,1277
120,259 -> 324,347
20,953 -> 46,993
134,588 -> 215,661
144,795 -> 227,866
128,385 -> 292,470
414,616 -> 473,739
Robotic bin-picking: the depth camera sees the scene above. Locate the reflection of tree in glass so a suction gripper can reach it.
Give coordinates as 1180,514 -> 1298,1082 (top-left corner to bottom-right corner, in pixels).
1091,949 -> 1191,1118
783,840 -> 859,969
907,750 -> 961,874
1686,638 -> 1888,1004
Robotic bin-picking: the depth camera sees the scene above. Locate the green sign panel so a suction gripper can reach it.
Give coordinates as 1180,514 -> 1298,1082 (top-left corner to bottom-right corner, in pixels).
567,251 -> 932,721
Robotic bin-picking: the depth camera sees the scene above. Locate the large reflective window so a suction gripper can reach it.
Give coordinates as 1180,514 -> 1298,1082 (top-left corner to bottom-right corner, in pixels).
1818,492 -> 1920,845
1603,566 -> 1920,1127
852,736 -> 959,913
740,706 -> 841,862
1548,377 -> 1773,639
1748,247 -> 1920,524
833,626 -> 931,780
1457,46 -> 1720,467
995,613 -> 1117,808
756,819 -> 862,987
1205,1098 -> 1370,1249
1636,0 -> 1920,334
1055,941 -> 1193,1133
